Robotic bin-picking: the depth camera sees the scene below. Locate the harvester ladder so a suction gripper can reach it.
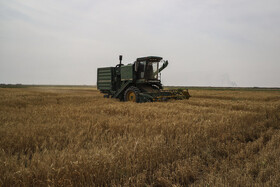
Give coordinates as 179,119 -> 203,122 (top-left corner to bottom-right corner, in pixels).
112,81 -> 131,98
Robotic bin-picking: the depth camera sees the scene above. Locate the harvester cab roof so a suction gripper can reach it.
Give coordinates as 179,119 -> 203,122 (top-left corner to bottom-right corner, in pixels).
136,56 -> 162,62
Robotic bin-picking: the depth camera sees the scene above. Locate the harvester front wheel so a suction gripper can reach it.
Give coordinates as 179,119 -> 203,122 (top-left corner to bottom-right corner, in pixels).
124,86 -> 140,102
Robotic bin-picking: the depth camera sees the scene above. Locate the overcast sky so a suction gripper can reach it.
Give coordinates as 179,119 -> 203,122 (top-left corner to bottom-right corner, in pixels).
1,0 -> 280,87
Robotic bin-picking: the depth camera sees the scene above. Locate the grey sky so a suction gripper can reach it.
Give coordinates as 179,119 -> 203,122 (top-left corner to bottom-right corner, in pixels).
0,0 -> 280,87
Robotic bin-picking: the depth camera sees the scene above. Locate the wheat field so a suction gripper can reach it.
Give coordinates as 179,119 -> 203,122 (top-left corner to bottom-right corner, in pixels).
0,87 -> 279,186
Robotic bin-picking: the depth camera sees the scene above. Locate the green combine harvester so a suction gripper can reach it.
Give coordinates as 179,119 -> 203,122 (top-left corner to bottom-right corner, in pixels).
97,55 -> 190,102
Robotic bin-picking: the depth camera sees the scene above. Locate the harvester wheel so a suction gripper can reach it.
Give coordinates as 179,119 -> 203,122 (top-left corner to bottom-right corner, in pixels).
124,86 -> 140,102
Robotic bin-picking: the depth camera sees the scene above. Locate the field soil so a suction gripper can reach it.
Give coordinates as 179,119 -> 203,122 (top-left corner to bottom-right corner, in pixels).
0,87 -> 280,186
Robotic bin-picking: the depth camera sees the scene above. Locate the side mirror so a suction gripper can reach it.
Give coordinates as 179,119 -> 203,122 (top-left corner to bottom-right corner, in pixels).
159,60 -> 168,73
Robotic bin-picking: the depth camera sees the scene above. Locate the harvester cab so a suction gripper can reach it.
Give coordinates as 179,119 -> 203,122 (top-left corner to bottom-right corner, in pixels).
97,55 -> 190,102
135,56 -> 164,80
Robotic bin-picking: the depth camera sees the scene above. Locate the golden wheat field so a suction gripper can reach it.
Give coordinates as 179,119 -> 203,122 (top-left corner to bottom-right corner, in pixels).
0,86 -> 279,186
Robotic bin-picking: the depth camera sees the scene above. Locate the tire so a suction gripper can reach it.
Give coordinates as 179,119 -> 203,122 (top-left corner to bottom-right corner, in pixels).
124,86 -> 140,102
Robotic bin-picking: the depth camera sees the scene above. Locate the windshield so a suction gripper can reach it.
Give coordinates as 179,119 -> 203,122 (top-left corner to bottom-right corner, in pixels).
145,61 -> 159,80
136,61 -> 159,80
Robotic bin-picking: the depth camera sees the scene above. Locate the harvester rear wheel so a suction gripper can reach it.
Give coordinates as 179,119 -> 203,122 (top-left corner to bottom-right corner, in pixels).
124,86 -> 140,102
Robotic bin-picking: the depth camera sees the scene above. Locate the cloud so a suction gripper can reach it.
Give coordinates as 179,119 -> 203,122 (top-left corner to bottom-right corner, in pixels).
0,0 -> 280,86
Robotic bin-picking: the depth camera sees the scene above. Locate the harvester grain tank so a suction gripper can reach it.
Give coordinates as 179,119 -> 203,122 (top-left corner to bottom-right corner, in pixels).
97,55 -> 190,102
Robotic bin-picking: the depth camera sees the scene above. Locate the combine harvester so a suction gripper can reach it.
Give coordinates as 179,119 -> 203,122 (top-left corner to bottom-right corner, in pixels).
97,55 -> 190,102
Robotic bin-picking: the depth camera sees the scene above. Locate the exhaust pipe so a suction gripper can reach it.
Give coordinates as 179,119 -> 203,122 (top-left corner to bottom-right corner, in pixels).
119,55 -> 123,66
